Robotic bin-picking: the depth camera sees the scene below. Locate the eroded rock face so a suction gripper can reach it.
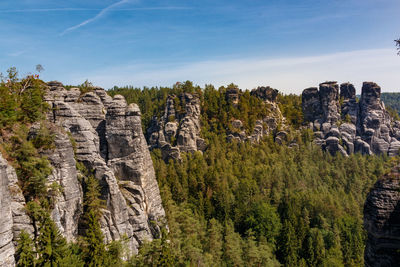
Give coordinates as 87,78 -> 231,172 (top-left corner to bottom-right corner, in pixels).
225,87 -> 240,106
34,127 -> 83,242
0,154 -> 16,267
302,81 -> 400,156
227,86 -> 287,144
0,153 -> 33,267
364,165 -> 400,267
302,87 -> 321,122
147,93 -> 206,161
45,82 -> 165,254
250,86 -> 279,102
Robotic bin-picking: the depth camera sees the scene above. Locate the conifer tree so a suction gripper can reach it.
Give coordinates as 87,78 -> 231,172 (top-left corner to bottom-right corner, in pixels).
82,209 -> 107,266
36,212 -> 68,267
16,230 -> 36,267
207,218 -> 223,264
81,175 -> 107,266
224,220 -> 243,267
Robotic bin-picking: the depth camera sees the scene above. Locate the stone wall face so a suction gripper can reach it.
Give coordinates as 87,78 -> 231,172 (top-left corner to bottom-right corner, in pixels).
147,93 -> 206,161
364,166 -> 400,267
302,81 -> 400,156
44,82 -> 165,254
0,81 -> 166,265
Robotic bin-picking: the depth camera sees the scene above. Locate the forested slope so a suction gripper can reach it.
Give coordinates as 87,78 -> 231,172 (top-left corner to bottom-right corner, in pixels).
381,92 -> 400,118
111,81 -> 398,266
0,72 -> 398,266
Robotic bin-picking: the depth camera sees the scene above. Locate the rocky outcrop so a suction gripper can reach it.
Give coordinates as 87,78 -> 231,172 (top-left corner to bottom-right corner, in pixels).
33,126 -> 83,242
225,87 -> 240,106
227,86 -> 287,144
364,165 -> 400,267
147,93 -> 206,161
44,82 -> 165,254
302,81 -> 400,156
0,153 -> 33,267
250,86 -> 278,102
0,154 -> 16,267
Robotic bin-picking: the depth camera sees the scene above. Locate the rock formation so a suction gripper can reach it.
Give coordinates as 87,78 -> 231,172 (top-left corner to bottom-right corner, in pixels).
0,81 -> 165,263
44,82 -> 165,253
227,86 -> 288,144
147,93 -> 206,161
0,153 -> 33,267
364,165 -> 400,267
302,81 -> 400,156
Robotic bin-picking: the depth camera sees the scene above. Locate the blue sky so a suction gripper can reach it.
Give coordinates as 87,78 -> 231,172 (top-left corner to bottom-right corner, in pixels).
1,0 -> 400,93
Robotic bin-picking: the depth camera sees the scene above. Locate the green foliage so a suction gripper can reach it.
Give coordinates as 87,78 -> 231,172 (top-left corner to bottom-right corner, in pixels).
36,212 -> 68,266
81,209 -> 107,266
149,128 -> 393,266
0,68 -> 49,128
80,175 -> 110,266
108,81 -> 201,132
109,81 -> 288,136
277,93 -> 303,128
25,201 -> 68,267
30,123 -> 56,151
6,127 -> 53,201
381,93 -> 400,118
16,231 -> 36,267
4,75 -> 398,266
130,228 -> 176,267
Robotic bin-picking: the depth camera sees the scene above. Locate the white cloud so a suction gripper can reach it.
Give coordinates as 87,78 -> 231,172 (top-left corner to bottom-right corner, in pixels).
69,48 -> 400,94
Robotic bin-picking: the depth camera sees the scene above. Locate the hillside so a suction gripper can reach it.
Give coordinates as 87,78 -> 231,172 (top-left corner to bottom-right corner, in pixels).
1,72 -> 400,266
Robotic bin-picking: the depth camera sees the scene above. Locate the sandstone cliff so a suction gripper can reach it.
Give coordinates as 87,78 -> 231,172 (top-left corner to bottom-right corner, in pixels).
147,93 -> 206,161
0,154 -> 33,267
45,82 -> 165,252
302,81 -> 400,156
0,81 -> 165,265
364,165 -> 400,267
226,86 -> 288,144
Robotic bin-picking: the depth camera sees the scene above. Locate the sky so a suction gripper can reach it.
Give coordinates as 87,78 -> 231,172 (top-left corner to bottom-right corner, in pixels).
1,0 -> 400,94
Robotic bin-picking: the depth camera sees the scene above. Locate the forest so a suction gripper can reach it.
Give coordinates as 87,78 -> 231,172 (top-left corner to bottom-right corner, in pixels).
0,71 -> 398,266
381,92 -> 400,118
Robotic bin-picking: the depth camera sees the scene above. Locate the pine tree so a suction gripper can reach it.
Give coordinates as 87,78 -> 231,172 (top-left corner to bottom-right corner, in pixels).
16,230 -> 36,267
207,218 -> 223,264
80,175 -> 107,266
82,209 -> 107,267
36,213 -> 68,267
224,220 -> 243,267
278,220 -> 298,267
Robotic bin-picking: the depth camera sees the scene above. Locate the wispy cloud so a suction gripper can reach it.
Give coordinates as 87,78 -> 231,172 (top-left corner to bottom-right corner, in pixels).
0,6 -> 191,13
59,0 -> 132,36
69,48 -> 400,93
7,50 -> 27,57
0,8 -> 95,13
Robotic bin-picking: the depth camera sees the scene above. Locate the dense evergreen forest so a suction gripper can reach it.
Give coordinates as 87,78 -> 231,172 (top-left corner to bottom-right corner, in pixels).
1,71 -> 398,266
381,93 -> 400,118
109,82 -> 396,266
